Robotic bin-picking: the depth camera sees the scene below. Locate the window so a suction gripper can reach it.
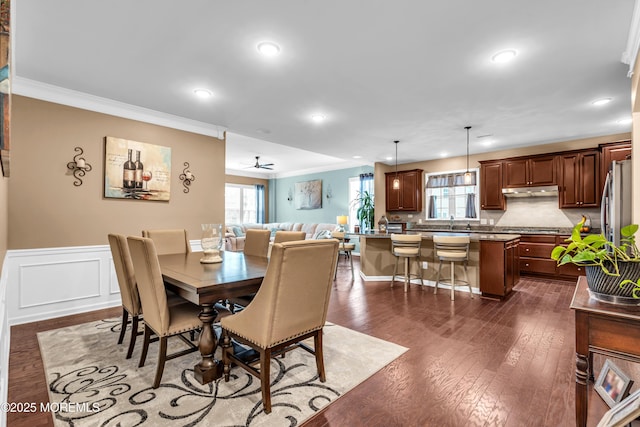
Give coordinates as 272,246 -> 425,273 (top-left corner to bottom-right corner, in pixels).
225,184 -> 257,224
349,173 -> 374,231
425,169 -> 479,220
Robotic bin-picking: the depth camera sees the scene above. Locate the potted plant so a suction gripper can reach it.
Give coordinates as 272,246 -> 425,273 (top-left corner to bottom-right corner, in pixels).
350,191 -> 375,232
551,222 -> 640,302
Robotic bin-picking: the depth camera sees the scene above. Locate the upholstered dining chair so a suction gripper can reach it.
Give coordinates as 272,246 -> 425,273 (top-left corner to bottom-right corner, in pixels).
221,239 -> 339,414
127,236 -> 202,388
109,233 -> 190,359
390,233 -> 424,292
228,229 -> 272,313
243,229 -> 271,257
433,235 -> 472,301
108,233 -> 144,359
273,230 -> 306,243
141,229 -> 191,255
331,231 -> 355,280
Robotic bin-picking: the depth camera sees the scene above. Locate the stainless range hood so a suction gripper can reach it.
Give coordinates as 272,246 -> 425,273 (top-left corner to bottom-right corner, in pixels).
501,185 -> 559,197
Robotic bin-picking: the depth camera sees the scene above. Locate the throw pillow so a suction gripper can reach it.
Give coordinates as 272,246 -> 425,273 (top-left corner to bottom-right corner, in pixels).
312,229 -> 332,240
232,226 -> 245,237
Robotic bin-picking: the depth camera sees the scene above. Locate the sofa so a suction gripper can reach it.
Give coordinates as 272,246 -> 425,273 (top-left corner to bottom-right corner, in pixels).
225,222 -> 338,252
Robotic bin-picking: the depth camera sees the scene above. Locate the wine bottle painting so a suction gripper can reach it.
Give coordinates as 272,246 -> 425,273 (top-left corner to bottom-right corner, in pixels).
104,136 -> 172,201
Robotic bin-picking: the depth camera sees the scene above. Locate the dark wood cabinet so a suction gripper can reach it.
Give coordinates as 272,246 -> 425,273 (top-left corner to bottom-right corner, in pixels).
385,169 -> 423,212
503,155 -> 557,188
518,234 -> 585,280
599,140 -> 631,193
480,238 -> 520,298
479,161 -> 505,210
559,149 -> 599,208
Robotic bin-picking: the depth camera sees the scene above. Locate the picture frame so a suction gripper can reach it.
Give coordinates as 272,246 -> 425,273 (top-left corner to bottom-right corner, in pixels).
597,388 -> 640,427
294,179 -> 322,210
104,136 -> 171,201
595,359 -> 634,408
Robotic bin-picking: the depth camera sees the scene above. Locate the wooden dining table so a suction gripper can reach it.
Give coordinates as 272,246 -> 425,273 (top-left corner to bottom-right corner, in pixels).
158,250 -> 269,384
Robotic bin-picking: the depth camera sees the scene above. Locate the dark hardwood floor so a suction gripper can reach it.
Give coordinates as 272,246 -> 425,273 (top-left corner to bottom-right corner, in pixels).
8,256 -> 610,426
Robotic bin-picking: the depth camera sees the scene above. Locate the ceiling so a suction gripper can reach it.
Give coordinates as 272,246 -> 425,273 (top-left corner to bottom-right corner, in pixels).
12,0 -> 638,178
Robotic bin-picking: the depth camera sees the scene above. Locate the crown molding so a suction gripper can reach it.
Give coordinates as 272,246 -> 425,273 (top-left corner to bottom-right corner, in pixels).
12,77 -> 227,138
622,0 -> 640,77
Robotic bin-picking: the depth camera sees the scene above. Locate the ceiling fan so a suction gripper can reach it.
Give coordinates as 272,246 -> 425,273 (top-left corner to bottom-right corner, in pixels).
250,156 -> 274,170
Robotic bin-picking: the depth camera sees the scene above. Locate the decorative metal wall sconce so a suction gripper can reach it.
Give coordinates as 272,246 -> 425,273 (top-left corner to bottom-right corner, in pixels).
326,184 -> 333,199
287,188 -> 293,202
179,162 -> 195,193
66,147 -> 92,186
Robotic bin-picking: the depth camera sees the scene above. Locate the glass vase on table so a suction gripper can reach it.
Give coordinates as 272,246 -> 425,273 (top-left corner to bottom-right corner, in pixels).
200,224 -> 223,263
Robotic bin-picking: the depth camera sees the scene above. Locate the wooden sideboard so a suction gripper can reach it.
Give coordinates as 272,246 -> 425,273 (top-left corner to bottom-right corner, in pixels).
570,276 -> 640,426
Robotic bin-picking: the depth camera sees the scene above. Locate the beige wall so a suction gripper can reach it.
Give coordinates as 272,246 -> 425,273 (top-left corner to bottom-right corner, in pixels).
374,133 -> 631,217
0,173 -> 7,260
225,174 -> 270,222
9,96 -> 226,249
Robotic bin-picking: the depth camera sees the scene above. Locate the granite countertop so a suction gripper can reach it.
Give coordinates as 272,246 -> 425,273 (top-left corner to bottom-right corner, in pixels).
406,225 -> 600,235
354,231 -> 520,242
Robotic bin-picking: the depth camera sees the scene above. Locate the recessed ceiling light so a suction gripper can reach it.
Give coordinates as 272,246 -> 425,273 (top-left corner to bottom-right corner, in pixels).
311,114 -> 326,123
440,152 -> 448,158
592,98 -> 612,106
617,117 -> 632,125
385,156 -> 393,161
257,42 -> 280,56
193,89 -> 212,98
353,155 -> 362,159
491,49 -> 518,63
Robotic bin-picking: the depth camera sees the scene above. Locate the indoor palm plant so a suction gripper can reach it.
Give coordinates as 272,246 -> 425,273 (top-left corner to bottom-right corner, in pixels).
551,222 -> 640,301
350,191 -> 375,232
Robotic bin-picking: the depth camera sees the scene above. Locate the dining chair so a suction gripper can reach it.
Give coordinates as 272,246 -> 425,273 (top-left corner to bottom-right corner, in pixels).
127,236 -> 202,388
433,235 -> 472,300
390,233 -> 424,292
273,230 -> 306,243
243,229 -> 271,257
108,233 -> 144,359
141,229 -> 191,255
331,231 -> 355,280
221,239 -> 339,414
228,229 -> 272,313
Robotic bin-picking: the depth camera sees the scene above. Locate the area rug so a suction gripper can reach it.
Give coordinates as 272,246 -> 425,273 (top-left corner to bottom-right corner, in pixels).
38,319 -> 407,426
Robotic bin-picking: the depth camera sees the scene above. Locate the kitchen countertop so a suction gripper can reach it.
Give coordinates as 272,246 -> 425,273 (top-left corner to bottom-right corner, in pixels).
354,231 -> 521,242
405,226 -> 600,235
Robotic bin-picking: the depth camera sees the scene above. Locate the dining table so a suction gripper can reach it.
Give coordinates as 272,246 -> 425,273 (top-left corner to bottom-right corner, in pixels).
158,250 -> 269,384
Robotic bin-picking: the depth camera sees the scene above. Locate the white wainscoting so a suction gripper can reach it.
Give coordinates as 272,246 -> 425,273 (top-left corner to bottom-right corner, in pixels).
5,240 -> 202,326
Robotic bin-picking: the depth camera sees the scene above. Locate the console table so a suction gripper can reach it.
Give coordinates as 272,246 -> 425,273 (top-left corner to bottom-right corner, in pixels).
570,276 -> 640,426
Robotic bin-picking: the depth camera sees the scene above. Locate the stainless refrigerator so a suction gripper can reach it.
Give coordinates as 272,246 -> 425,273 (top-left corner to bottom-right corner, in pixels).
601,159 -> 632,247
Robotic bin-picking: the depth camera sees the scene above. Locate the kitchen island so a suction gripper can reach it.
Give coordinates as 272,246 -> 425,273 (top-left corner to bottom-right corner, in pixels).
357,231 -> 521,298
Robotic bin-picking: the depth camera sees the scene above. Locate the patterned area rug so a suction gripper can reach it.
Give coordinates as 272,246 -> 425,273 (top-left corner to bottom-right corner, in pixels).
38,319 -> 407,426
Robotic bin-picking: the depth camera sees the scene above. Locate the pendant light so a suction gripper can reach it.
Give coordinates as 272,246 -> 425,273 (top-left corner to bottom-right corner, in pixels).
464,126 -> 472,184
392,140 -> 400,189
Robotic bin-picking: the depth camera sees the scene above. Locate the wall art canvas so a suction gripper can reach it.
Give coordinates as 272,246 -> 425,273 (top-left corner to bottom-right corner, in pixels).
295,179 -> 322,210
104,136 -> 171,201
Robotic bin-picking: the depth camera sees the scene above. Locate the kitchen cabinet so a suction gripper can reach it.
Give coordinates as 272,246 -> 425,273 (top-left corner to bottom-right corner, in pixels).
480,238 -> 520,298
559,149 -> 599,208
600,140 -> 631,193
503,155 -> 557,188
479,161 -> 505,210
518,234 -> 585,280
385,169 -> 423,212
519,235 -> 557,275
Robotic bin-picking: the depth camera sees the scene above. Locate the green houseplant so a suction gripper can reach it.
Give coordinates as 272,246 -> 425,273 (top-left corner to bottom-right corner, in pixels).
551,222 -> 640,301
350,190 -> 375,231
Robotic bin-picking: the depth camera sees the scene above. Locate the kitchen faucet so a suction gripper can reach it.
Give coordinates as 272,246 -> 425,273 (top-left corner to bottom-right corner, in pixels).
449,215 -> 454,231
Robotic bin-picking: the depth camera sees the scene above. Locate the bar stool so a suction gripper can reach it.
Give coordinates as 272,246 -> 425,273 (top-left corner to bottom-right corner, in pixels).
390,233 -> 424,292
332,231 -> 355,280
433,235 -> 472,301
